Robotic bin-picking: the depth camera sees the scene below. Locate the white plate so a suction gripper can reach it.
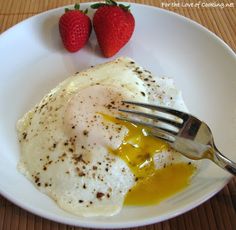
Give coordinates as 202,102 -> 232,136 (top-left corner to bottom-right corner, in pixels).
0,2 -> 236,229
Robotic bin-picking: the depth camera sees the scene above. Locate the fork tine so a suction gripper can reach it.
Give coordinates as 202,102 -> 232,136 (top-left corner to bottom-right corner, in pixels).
119,108 -> 183,128
117,116 -> 178,136
150,132 -> 175,143
122,101 -> 189,121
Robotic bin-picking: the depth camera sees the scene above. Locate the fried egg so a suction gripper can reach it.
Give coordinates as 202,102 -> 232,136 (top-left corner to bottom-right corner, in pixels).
17,57 -> 197,217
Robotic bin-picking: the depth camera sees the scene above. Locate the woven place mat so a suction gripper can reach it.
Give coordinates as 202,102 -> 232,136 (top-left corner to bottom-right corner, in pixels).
0,0 -> 235,229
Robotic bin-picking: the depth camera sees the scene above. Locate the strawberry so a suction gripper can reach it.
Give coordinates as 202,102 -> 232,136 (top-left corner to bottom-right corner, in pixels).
59,4 -> 92,52
91,0 -> 135,58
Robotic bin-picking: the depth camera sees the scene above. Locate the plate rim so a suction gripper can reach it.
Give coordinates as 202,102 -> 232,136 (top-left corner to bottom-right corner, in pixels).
0,2 -> 235,58
0,177 -> 231,229
0,2 -> 235,228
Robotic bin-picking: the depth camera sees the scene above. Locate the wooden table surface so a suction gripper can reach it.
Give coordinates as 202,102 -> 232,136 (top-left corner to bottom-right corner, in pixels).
0,0 -> 235,229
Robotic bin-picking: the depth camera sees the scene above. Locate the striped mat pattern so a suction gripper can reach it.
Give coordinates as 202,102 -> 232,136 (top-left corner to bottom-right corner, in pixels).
0,0 -> 235,229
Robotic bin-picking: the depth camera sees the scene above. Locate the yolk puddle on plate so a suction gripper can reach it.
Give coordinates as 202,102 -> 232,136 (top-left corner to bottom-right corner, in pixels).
125,163 -> 195,205
102,114 -> 196,205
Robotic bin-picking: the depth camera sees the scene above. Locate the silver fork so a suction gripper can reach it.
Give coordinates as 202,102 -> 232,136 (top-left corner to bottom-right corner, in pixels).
118,101 -> 236,175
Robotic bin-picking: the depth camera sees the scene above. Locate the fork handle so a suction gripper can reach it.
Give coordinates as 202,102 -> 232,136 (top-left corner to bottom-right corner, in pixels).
212,148 -> 236,175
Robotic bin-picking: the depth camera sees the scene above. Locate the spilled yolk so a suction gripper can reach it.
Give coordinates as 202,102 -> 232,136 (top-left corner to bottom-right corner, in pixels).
125,163 -> 195,205
102,114 -> 196,205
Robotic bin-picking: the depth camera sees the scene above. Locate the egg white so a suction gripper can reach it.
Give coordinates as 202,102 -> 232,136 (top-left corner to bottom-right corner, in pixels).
17,57 -> 194,217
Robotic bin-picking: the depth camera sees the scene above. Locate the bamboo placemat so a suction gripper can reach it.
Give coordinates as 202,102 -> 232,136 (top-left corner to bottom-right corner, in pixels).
0,0 -> 235,229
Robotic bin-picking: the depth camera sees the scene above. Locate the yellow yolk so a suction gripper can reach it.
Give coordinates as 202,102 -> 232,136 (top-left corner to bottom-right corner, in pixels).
102,114 -> 196,206
125,163 -> 195,205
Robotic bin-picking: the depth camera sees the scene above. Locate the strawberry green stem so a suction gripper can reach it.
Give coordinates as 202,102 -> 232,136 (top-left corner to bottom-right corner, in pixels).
64,3 -> 89,14
91,0 -> 131,11
74,3 -> 80,10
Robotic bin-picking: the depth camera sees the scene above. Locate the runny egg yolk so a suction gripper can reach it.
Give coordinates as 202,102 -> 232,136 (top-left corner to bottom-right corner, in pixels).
102,114 -> 196,205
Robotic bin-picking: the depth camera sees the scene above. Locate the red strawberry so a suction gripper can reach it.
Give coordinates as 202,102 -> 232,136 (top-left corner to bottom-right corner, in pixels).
59,4 -> 92,52
91,0 -> 135,58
